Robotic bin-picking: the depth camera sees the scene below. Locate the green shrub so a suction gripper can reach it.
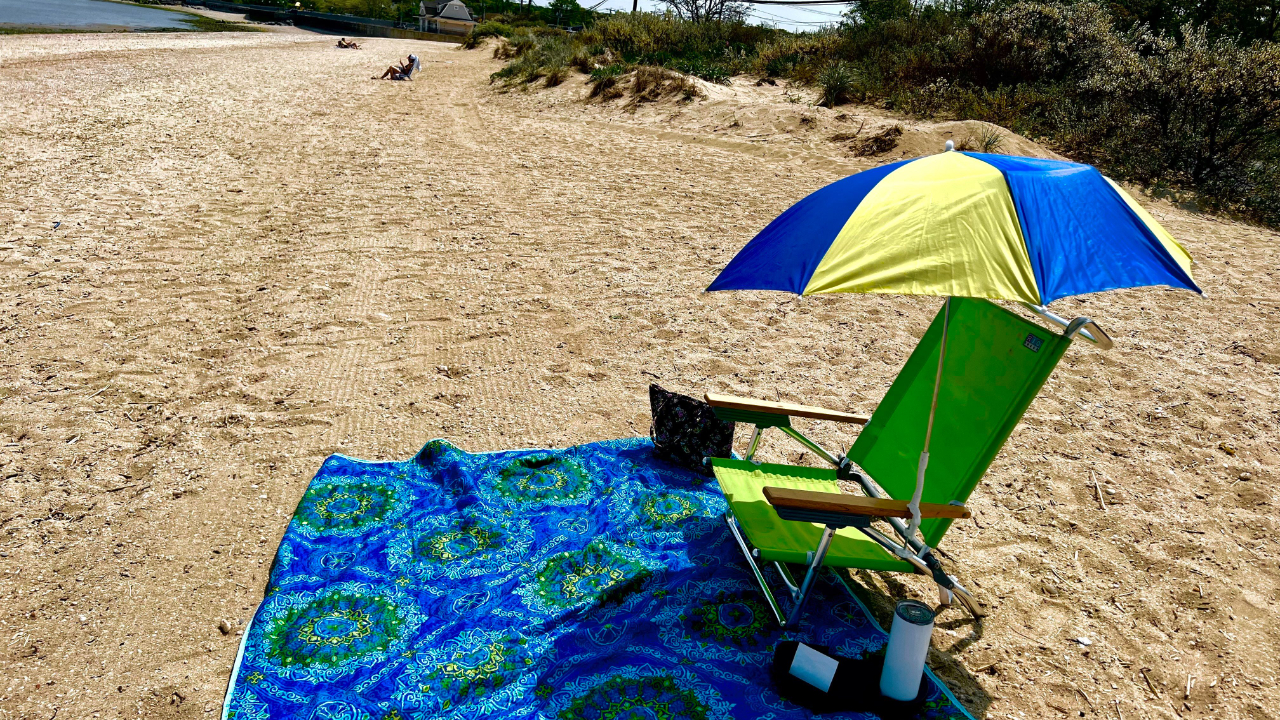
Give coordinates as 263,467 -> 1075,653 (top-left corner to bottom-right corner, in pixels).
461,20 -> 515,49
957,123 -> 1006,153
544,63 -> 570,87
630,65 -> 705,103
466,5 -> 1280,228
588,63 -> 629,99
817,61 -> 857,107
489,31 -> 579,86
1071,24 -> 1280,224
669,57 -> 732,84
752,32 -> 842,81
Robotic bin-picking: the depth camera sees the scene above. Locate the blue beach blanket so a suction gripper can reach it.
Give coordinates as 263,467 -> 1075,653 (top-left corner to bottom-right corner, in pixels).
223,438 -> 975,720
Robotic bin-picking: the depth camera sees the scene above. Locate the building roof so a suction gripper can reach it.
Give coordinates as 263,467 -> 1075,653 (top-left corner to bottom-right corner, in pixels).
436,0 -> 473,21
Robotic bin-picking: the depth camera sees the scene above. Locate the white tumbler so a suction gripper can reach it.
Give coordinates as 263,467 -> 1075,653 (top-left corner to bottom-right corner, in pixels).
879,599 -> 935,701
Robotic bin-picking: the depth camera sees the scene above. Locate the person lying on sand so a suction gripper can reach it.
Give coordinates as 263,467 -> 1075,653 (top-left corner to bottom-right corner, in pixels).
337,38 -> 361,49
374,54 -> 420,81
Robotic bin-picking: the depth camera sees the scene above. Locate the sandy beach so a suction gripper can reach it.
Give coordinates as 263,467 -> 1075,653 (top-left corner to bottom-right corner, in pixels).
0,31 -> 1277,719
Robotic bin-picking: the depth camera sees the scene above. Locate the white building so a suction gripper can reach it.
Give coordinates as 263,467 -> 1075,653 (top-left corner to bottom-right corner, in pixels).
419,0 -> 477,35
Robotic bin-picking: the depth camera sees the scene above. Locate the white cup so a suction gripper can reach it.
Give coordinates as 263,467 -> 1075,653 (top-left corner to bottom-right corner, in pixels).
879,599 -> 935,701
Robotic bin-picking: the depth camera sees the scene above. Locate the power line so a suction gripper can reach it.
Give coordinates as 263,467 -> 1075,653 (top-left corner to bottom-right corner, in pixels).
748,11 -> 837,25
742,0 -> 854,5
746,5 -> 839,21
787,5 -> 844,16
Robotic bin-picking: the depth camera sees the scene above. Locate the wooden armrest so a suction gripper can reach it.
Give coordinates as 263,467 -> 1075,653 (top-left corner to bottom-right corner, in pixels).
762,487 -> 970,520
705,392 -> 869,425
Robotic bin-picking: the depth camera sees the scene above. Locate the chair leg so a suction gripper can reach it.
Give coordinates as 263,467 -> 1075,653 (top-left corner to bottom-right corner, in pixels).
744,425 -> 764,463
773,561 -> 800,600
948,578 -> 983,618
784,525 -> 836,629
723,511 -> 785,626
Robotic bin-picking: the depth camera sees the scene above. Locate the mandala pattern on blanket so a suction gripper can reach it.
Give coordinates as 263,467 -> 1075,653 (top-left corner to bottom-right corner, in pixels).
293,471 -> 411,539
386,513 -> 533,582
224,438 -> 976,720
248,581 -> 426,684
516,538 -> 657,614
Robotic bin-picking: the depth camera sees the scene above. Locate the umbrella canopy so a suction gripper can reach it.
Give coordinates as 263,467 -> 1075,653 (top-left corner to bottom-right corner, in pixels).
706,149 -> 1201,559
708,151 -> 1199,304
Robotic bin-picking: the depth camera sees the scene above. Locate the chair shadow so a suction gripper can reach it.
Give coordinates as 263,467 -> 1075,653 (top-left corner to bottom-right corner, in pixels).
846,569 -> 994,720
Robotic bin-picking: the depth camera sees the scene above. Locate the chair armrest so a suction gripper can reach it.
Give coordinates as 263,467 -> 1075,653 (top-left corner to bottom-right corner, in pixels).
705,393 -> 869,425
763,486 -> 970,520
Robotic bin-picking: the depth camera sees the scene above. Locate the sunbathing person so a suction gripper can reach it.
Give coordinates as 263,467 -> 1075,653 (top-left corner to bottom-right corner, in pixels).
337,38 -> 361,49
374,54 -> 420,81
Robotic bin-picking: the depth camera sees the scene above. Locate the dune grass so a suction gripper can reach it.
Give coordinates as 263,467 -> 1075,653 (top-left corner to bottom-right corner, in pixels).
467,4 -> 1280,228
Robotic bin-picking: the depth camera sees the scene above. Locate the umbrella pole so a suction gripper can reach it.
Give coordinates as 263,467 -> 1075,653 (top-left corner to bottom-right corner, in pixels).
901,296 -> 950,555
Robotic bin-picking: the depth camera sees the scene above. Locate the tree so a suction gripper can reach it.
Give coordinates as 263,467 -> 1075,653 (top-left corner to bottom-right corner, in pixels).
660,0 -> 748,23
1106,0 -> 1280,42
548,0 -> 581,26
846,0 -> 915,25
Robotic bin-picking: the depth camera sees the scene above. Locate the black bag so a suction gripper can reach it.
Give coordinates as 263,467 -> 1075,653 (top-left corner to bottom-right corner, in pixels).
770,641 -> 927,717
649,384 -> 735,476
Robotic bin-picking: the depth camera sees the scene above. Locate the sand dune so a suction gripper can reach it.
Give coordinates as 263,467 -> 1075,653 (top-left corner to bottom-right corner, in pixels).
0,32 -> 1277,719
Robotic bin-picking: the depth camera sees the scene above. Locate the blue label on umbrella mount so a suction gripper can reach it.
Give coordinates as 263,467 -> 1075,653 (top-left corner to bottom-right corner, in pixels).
1024,334 -> 1043,352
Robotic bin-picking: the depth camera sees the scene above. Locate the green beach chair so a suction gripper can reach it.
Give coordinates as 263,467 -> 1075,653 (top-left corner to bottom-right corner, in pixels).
706,297 -> 1078,628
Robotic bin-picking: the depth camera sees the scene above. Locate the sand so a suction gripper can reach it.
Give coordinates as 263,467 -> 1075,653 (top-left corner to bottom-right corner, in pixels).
0,31 -> 1277,719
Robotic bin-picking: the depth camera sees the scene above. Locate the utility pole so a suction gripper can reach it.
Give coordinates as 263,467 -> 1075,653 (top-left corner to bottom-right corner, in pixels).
631,0 -> 637,11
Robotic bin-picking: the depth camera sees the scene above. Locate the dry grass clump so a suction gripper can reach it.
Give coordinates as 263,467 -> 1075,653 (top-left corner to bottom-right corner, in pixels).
828,123 -> 904,156
544,64 -> 570,87
956,123 -> 1006,153
629,66 -> 705,104
461,20 -> 514,49
586,65 -> 705,106
852,124 -> 903,155
587,64 -> 627,100
493,39 -> 518,60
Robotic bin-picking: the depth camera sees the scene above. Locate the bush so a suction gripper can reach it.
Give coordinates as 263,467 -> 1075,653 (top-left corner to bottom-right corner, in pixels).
490,31 -> 578,86
843,2 -> 1280,227
957,123 -> 1005,153
669,56 -> 732,84
466,5 -> 1280,228
630,66 -> 705,103
588,63 -> 629,99
544,63 -> 570,87
817,60 -> 858,107
461,20 -> 515,49
753,32 -> 842,81
1073,25 -> 1280,223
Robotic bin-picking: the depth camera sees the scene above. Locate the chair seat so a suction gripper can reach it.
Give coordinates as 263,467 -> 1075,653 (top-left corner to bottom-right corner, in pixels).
712,459 -> 915,573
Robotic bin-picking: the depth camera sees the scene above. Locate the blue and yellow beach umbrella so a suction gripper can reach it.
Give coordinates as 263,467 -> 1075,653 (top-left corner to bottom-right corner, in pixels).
708,151 -> 1199,303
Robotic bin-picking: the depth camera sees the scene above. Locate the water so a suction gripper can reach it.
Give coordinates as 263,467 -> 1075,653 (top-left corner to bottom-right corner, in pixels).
0,0 -> 197,29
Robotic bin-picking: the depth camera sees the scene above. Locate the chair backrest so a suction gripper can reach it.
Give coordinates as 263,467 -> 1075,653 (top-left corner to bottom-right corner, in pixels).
848,297 -> 1070,547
